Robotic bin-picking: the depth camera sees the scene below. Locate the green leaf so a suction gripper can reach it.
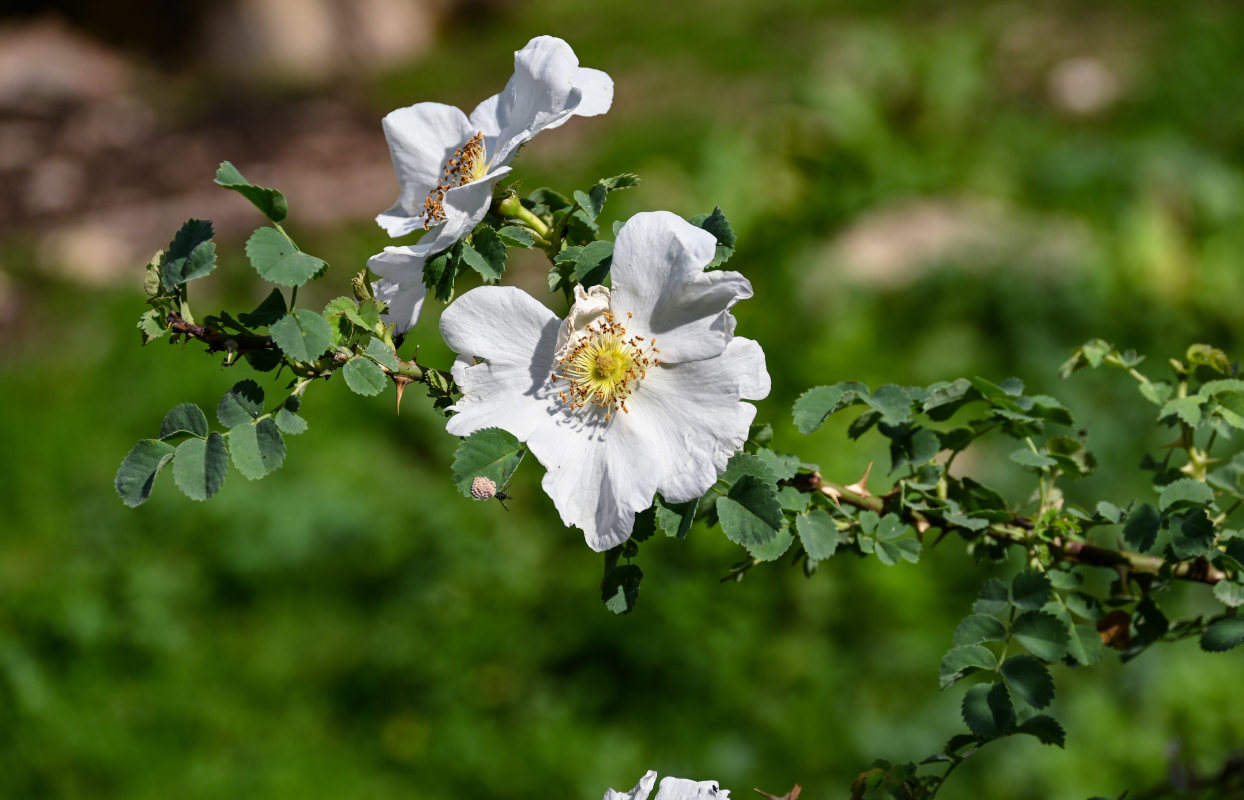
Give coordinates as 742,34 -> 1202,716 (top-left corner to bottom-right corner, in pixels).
363,337 -> 401,371
654,495 -> 698,539
952,614 -> 1007,646
162,219 -> 216,290
719,452 -> 778,486
215,161 -> 288,222
1011,571 -> 1053,611
216,380 -> 264,427
939,645 -> 997,689
573,184 -> 608,221
343,356 -> 387,396
274,396 -> 308,435
796,509 -> 839,561
602,563 -> 643,615
1161,396 -> 1203,427
1047,570 -> 1083,590
754,448 -> 800,482
687,207 -> 736,268
923,378 -> 977,420
1011,611 -> 1069,661
462,226 -> 506,281
160,403 -> 209,440
1201,616 -> 1244,651
873,537 -> 922,566
1159,477 -> 1215,511
171,433 -> 227,501
973,579 -> 1010,614
862,384 -> 913,423
572,240 -> 613,287
962,683 -> 1015,740
1064,592 -> 1103,621
1065,624 -> 1103,667
718,476 -> 784,553
777,486 -> 810,512
1123,503 -> 1161,552
1139,381 -> 1173,406
228,418 -> 286,480
238,288 -> 287,327
1016,715 -> 1066,747
451,428 -> 525,498
245,227 -> 326,287
1171,507 -> 1215,560
115,439 -> 176,507
601,173 -> 640,191
792,383 -> 866,434
137,308 -> 166,344
750,525 -> 794,562
143,249 -> 164,297
1212,580 -> 1244,608
497,226 -> 537,248
270,309 -> 332,363
999,655 -> 1054,709
1009,448 -> 1057,470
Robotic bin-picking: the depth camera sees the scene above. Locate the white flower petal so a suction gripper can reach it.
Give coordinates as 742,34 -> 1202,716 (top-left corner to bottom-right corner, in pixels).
531,411 -> 649,552
441,286 -> 561,440
567,66 -> 614,121
437,165 -> 512,245
724,337 -> 771,401
654,777 -> 730,800
376,103 -> 476,237
472,36 -> 610,166
625,353 -> 760,504
611,211 -> 753,364
368,246 -> 432,333
603,770 -> 658,800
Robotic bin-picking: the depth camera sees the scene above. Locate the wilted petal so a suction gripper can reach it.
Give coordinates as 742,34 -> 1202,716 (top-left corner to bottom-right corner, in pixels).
604,770 -> 658,800
376,103 -> 476,237
611,211 -> 753,364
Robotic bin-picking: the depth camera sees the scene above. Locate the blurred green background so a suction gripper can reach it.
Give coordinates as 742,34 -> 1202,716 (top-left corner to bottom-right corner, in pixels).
3,1 -> 1244,797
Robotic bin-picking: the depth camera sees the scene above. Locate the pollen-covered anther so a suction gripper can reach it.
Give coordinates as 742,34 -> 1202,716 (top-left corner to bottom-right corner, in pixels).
550,315 -> 656,416
422,131 -> 488,228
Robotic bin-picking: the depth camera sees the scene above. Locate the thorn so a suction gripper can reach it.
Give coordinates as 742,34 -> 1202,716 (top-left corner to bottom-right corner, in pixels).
844,462 -> 873,497
820,485 -> 842,508
394,375 -> 413,414
754,786 -> 801,800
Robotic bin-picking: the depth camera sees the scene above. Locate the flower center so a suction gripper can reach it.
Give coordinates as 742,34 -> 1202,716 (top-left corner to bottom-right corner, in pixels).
552,312 -> 659,419
422,131 -> 489,229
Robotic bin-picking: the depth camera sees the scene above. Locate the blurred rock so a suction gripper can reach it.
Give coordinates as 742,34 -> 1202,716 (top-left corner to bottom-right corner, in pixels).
0,16 -> 129,108
205,0 -> 439,83
815,197 -> 1090,291
1047,56 -> 1120,115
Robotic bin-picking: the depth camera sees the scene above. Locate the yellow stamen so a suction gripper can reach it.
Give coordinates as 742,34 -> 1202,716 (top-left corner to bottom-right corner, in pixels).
422,131 -> 489,228
551,313 -> 656,415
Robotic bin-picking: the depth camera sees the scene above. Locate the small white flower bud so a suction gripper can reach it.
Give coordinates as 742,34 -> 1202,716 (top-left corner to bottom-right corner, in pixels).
470,476 -> 498,500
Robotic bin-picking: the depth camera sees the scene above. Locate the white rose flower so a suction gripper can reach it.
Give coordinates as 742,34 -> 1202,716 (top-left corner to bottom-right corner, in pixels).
439,211 -> 770,551
604,770 -> 731,800
368,36 -> 613,333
